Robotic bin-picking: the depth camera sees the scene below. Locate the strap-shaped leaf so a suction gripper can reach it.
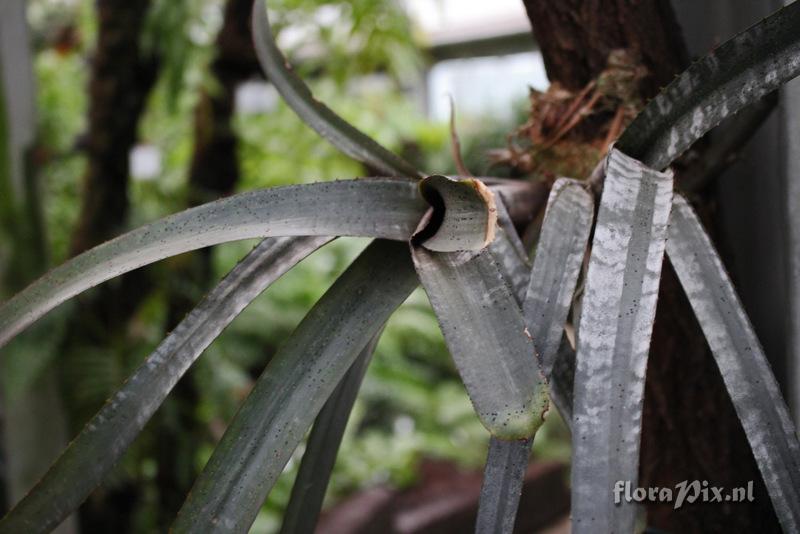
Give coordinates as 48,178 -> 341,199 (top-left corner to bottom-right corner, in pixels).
172,240 -> 418,534
279,334 -> 379,534
475,180 -> 592,533
524,179 -> 593,375
571,149 -> 673,533
490,197 -> 530,301
666,195 -> 800,532
475,437 -> 532,534
251,1 -> 420,178
412,245 -> 547,440
0,236 -> 329,534
0,179 -> 425,349
617,1 -> 800,170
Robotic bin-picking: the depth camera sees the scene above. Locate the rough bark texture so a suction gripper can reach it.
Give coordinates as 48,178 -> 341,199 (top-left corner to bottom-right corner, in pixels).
522,0 -> 687,94
523,2 -> 779,531
154,0 -> 261,526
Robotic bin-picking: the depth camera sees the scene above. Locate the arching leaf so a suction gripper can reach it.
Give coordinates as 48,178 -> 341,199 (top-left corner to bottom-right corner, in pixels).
251,0 -> 420,178
172,240 -> 418,534
475,179 -> 592,533
279,333 -> 379,534
617,1 -> 800,169
0,237 -> 330,534
667,195 -> 800,533
0,179 -> 425,349
412,244 -> 547,441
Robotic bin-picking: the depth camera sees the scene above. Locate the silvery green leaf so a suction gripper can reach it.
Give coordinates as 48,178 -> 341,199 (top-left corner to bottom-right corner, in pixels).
475,179 -> 592,533
490,197 -> 530,302
279,334 -> 378,534
475,437 -> 532,534
617,1 -> 800,169
571,149 -> 673,533
0,179 -> 425,349
172,240 -> 418,534
251,1 -> 420,178
412,245 -> 547,441
414,175 -> 497,252
666,195 -> 800,533
524,178 -> 593,375
0,237 -> 329,534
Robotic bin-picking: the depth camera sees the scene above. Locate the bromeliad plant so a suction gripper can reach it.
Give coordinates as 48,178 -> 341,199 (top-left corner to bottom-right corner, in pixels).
1,1 -> 800,532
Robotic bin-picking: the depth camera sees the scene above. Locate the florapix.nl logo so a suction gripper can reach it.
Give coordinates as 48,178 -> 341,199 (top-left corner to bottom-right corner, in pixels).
613,480 -> 755,510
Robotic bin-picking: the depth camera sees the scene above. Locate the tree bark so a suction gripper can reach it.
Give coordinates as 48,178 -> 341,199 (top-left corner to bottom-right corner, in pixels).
523,1 -> 779,531
522,0 -> 687,94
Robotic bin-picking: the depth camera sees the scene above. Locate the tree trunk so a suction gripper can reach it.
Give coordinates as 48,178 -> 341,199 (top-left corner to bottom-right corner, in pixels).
521,0 -> 687,94
522,1 -> 780,531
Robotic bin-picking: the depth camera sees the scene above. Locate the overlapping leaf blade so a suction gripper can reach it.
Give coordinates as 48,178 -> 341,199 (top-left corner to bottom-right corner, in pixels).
490,197 -> 530,301
172,240 -> 418,533
666,195 -> 800,533
251,0 -> 420,178
571,149 -> 673,533
279,334 -> 379,534
0,236 -> 329,534
524,179 -> 593,376
475,179 -> 592,533
412,244 -> 547,441
617,1 -> 800,169
0,179 -> 425,349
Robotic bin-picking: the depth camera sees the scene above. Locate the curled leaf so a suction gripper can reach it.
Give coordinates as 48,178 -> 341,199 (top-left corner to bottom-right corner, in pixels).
413,175 -> 497,252
412,245 -> 547,440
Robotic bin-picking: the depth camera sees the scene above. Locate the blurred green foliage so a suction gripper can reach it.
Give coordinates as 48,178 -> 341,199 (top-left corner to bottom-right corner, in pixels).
4,0 -> 568,531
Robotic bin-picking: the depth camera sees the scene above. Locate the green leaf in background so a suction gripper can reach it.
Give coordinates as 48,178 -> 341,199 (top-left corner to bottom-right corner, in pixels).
172,240 -> 418,534
666,195 -> 800,533
570,149 -> 673,533
0,236 -> 329,534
